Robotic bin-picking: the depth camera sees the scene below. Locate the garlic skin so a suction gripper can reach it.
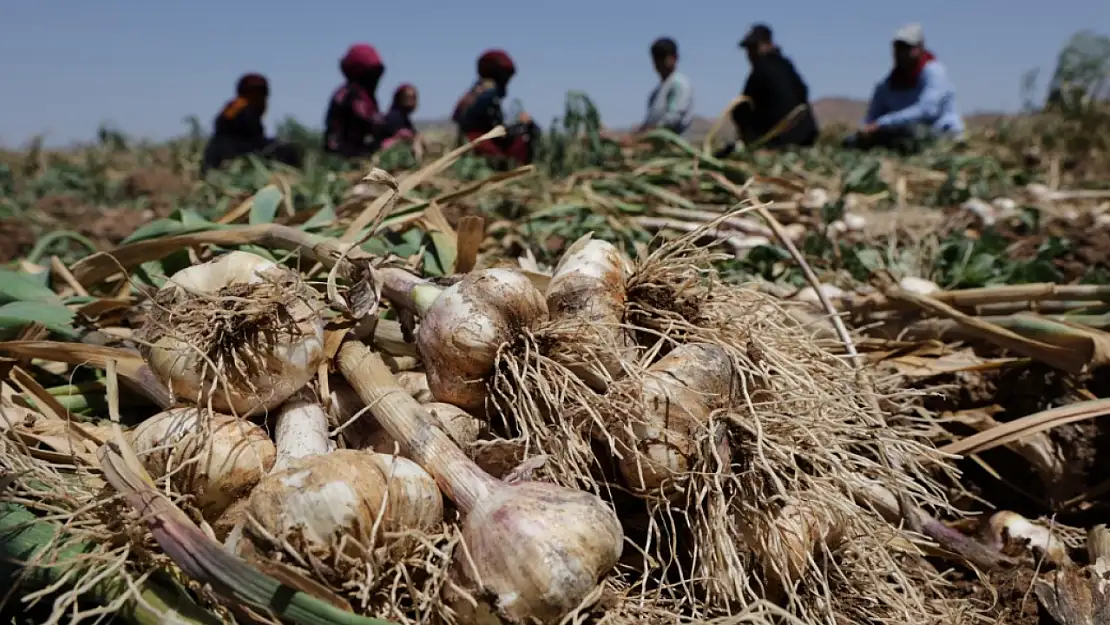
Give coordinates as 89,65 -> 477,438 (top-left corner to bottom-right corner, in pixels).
616,343 -> 735,494
898,276 -> 941,296
418,268 -> 549,410
130,407 -> 275,518
248,449 -> 443,557
451,482 -> 624,624
395,371 -> 434,404
141,251 -> 325,417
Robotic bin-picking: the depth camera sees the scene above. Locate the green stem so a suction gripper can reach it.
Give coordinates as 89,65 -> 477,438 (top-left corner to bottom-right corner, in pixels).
377,268 -> 443,317
25,231 -> 100,265
0,502 -> 220,625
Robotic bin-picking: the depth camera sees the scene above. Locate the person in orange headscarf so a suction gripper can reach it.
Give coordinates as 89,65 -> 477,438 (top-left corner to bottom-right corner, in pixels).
201,73 -> 302,172
323,43 -> 392,158
452,49 -> 540,168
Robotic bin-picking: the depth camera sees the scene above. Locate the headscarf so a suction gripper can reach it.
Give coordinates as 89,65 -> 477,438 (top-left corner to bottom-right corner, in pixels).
236,73 -> 269,98
340,43 -> 385,91
888,49 -> 936,90
391,83 -> 417,113
477,49 -> 516,86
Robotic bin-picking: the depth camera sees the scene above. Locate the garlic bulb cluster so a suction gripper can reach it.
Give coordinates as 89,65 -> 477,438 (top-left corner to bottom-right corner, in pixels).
415,268 -> 549,410
140,251 -> 325,417
130,406 -> 275,518
248,449 -> 443,557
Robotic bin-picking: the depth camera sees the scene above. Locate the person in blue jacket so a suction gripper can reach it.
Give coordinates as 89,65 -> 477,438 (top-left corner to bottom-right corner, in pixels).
845,24 -> 965,152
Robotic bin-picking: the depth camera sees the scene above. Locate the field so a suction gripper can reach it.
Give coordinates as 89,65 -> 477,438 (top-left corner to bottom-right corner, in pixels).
2,35 -> 1110,625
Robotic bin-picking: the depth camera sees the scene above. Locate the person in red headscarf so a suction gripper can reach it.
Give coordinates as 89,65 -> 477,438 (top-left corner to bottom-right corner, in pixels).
323,43 -> 392,158
452,49 -> 540,168
201,73 -> 303,173
380,84 -> 425,160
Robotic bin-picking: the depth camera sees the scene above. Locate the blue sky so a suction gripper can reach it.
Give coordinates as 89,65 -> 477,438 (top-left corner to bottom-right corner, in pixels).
1,1 -> 1106,146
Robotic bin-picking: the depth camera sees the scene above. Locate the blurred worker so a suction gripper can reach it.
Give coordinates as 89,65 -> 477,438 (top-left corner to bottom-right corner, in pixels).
201,73 -> 303,173
638,37 -> 695,135
380,83 -> 425,160
452,49 -> 540,168
323,43 -> 391,158
845,24 -> 965,152
715,24 -> 818,158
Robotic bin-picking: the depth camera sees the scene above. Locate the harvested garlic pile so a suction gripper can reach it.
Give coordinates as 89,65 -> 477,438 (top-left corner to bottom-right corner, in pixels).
139,251 -> 325,417
130,406 -> 275,518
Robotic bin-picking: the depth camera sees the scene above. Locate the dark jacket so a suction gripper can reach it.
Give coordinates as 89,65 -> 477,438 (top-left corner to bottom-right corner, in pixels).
202,98 -> 272,172
733,50 -> 818,148
323,83 -> 390,158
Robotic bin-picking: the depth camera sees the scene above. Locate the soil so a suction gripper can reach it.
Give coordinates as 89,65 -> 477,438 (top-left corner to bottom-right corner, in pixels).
0,218 -> 35,264
949,566 -> 1044,625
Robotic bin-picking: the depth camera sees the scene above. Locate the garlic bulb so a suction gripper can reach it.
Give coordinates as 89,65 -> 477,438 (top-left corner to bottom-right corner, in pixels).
616,343 -> 735,495
381,267 -> 549,410
898,276 -> 940,296
339,343 -> 622,624
793,284 -> 844,305
130,406 -> 275,518
140,251 -> 325,417
248,449 -> 443,557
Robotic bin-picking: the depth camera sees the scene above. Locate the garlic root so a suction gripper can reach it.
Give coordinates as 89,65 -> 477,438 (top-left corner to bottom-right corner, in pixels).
544,234 -> 635,390
130,406 -> 275,518
338,342 -> 623,624
139,251 -> 326,417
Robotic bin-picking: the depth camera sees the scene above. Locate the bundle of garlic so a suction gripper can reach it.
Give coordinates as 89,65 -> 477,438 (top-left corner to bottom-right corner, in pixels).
338,342 -> 622,624
241,395 -> 444,569
139,251 -> 326,417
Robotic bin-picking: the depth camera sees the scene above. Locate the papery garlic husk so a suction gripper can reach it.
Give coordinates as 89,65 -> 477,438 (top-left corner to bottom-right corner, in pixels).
130,406 -> 276,518
544,235 -> 636,390
139,251 -> 325,417
615,343 -> 735,495
418,268 -> 548,410
247,449 -> 443,558
449,481 -> 624,625
395,371 -> 434,404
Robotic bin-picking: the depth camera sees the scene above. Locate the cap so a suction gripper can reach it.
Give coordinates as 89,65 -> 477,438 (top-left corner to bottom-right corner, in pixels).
893,23 -> 924,46
740,24 -> 773,48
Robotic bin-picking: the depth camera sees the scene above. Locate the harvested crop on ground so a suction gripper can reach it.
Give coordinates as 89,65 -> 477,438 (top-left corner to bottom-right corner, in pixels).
2,59 -> 1110,624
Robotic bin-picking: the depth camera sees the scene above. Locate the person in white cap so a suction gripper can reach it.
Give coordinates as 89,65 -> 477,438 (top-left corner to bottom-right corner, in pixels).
846,23 -> 965,152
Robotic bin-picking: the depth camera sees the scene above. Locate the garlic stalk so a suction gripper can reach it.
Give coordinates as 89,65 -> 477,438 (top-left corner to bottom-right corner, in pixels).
246,399 -> 443,559
379,267 -> 548,410
130,406 -> 275,519
139,251 -> 325,417
326,376 -> 482,451
339,341 -> 622,624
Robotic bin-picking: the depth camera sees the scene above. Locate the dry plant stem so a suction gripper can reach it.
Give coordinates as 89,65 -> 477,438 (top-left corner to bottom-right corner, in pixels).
1089,525 -> 1110,563
957,409 -> 1067,496
883,286 -> 1087,373
338,342 -> 623,623
845,283 -> 1110,314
